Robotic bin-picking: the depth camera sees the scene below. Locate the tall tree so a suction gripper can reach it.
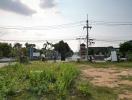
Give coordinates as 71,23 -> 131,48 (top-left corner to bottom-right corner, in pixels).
54,40 -> 73,61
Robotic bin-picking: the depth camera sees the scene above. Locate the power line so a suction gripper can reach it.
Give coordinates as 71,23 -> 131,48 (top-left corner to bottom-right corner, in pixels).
0,37 -> 130,44
0,38 -> 77,42
91,20 -> 132,23
94,39 -> 129,42
0,21 -> 85,30
93,23 -> 132,26
0,20 -> 132,31
0,25 -> 82,30
0,24 -> 83,30
90,20 -> 132,26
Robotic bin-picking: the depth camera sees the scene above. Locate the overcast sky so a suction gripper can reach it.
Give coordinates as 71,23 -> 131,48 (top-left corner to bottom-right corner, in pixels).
0,0 -> 132,51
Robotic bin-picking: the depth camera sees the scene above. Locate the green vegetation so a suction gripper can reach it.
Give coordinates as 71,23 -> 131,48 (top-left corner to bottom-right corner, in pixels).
77,82 -> 117,100
0,61 -> 118,100
119,40 -> 132,61
77,61 -> 132,68
0,62 -> 79,100
0,63 -> 29,99
29,62 -> 79,99
0,43 -> 12,57
120,75 -> 132,81
54,40 -> 73,61
119,40 -> 132,58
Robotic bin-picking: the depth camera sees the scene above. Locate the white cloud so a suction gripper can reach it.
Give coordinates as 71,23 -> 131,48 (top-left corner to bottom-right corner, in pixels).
0,0 -> 36,16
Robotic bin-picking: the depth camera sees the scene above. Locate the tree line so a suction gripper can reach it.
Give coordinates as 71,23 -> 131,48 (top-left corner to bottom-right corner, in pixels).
119,40 -> 132,60
0,40 -> 131,61
0,40 -> 73,61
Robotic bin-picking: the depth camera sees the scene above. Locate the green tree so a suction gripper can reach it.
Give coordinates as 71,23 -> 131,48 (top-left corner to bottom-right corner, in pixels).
25,43 -> 35,48
14,43 -> 22,49
119,40 -> 132,57
0,43 -> 12,57
54,40 -> 73,61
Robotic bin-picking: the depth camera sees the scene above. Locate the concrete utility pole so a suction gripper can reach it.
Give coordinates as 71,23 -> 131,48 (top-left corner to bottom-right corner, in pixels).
83,15 -> 92,61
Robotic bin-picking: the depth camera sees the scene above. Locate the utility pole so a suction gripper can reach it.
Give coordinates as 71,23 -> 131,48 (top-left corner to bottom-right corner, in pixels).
83,15 -> 92,61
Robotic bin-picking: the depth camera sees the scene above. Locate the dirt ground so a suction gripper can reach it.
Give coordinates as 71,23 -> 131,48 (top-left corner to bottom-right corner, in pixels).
0,62 -> 16,68
0,62 -> 9,68
81,65 -> 132,100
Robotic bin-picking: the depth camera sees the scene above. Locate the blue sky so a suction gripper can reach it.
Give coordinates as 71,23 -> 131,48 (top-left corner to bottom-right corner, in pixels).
59,0 -> 132,21
0,0 -> 132,51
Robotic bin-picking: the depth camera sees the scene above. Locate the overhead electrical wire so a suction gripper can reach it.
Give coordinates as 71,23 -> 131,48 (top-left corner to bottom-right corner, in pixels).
0,38 -> 129,43
0,20 -> 85,30
0,20 -> 131,44
90,20 -> 132,26
0,38 -> 77,42
0,20 -> 132,31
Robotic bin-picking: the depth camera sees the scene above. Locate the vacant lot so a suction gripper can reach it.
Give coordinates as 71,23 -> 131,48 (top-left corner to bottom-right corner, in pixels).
79,62 -> 132,100
0,61 -> 132,100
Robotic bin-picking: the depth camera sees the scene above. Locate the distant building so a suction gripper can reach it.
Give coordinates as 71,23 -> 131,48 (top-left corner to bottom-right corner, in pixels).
88,47 -> 118,60
79,43 -> 86,59
88,46 -> 114,56
79,43 -> 119,60
45,51 -> 61,60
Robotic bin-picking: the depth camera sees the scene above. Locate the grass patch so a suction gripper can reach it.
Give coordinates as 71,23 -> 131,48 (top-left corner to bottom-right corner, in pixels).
77,61 -> 132,68
76,61 -> 114,68
115,62 -> 132,68
76,81 -> 117,100
120,75 -> 132,81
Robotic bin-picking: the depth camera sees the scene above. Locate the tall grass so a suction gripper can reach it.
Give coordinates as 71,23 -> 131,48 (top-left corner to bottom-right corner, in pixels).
0,62 -> 79,99
0,63 -> 29,99
29,63 -> 79,99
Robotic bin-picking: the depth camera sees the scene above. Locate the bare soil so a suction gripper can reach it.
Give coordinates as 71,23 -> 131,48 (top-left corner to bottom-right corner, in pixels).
81,65 -> 132,100
0,63 -> 9,68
